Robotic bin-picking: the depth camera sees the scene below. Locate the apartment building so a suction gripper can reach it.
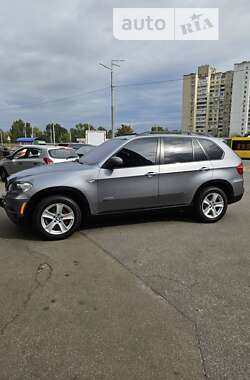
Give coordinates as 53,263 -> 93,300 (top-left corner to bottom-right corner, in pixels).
181,65 -> 233,137
230,61 -> 250,136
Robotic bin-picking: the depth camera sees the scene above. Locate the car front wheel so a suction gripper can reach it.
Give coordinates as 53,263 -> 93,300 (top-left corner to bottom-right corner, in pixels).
33,195 -> 82,240
195,187 -> 228,223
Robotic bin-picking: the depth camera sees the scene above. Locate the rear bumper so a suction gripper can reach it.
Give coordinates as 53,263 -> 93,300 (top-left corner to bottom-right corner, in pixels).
229,177 -> 244,204
229,193 -> 244,204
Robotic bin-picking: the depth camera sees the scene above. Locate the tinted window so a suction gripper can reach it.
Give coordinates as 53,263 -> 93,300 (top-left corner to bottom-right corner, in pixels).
193,139 -> 208,161
198,139 -> 224,160
49,148 -> 77,159
163,137 -> 193,164
115,138 -> 158,168
232,140 -> 250,151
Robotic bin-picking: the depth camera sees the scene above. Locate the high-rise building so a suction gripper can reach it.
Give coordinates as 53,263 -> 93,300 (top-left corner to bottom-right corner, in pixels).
230,61 -> 250,136
181,65 -> 233,136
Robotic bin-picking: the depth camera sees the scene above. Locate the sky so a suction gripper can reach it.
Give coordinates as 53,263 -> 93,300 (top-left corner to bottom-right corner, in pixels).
0,0 -> 250,132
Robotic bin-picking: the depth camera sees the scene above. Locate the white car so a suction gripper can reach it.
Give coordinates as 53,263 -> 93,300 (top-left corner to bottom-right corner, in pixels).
0,145 -> 78,181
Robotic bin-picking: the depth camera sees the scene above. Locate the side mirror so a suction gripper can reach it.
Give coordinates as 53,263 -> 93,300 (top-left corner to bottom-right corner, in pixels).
105,156 -> 123,169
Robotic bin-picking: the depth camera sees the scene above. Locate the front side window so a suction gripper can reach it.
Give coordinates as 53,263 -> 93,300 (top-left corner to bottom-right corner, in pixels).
198,139 -> 224,160
163,137 -> 193,164
115,138 -> 158,168
13,148 -> 29,159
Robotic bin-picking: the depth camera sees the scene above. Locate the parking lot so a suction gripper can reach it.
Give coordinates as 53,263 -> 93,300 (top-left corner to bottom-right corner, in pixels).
0,170 -> 250,380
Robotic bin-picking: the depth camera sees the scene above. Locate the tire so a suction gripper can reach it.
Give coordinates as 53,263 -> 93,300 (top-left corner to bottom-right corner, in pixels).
0,168 -> 8,182
33,195 -> 82,240
195,187 -> 228,223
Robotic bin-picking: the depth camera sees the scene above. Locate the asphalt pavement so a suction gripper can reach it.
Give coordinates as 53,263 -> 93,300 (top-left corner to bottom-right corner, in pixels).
0,170 -> 250,379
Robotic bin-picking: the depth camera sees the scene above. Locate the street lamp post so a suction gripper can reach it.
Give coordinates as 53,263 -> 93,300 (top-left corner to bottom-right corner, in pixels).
52,123 -> 56,145
99,60 -> 125,138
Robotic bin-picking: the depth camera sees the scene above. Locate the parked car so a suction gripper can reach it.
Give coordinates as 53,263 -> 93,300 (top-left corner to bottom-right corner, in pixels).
0,134 -> 244,240
0,145 -> 78,181
0,145 -> 11,158
76,144 -> 95,157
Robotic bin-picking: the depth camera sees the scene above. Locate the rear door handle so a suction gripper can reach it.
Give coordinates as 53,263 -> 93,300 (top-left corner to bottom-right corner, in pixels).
145,172 -> 158,178
199,167 -> 210,171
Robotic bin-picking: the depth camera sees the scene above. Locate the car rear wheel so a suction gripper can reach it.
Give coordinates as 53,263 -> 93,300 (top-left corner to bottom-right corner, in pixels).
0,168 -> 8,182
195,187 -> 228,223
33,195 -> 82,240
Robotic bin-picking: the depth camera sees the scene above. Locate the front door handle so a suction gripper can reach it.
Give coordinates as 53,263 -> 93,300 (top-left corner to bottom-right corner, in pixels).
145,172 -> 158,178
199,167 -> 210,171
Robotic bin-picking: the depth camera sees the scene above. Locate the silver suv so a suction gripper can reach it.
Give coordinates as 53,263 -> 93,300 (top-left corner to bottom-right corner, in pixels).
0,134 -> 244,240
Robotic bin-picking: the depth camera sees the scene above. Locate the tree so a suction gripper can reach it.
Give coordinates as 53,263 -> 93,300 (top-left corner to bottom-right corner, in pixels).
9,120 -> 35,142
70,123 -> 95,142
10,119 -> 25,142
116,124 -> 134,136
32,127 -> 44,139
46,123 -> 69,143
151,125 -> 165,133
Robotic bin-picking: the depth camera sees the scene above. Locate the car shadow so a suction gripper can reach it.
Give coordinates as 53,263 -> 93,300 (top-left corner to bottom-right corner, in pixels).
84,207 -> 196,230
0,207 -> 196,241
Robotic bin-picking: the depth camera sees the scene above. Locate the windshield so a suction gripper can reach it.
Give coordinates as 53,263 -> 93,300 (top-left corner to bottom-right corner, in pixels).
80,139 -> 125,165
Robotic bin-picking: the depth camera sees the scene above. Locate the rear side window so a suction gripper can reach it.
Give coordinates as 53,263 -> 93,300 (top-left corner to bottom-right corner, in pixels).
163,137 -> 193,164
49,148 -> 77,159
193,139 -> 208,161
198,139 -> 224,160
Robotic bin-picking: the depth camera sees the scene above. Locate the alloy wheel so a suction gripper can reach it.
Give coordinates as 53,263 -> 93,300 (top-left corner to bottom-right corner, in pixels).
202,192 -> 225,219
41,203 -> 75,235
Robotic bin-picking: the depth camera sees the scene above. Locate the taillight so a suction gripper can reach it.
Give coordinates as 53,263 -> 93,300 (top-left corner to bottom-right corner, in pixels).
236,162 -> 244,176
43,157 -> 53,165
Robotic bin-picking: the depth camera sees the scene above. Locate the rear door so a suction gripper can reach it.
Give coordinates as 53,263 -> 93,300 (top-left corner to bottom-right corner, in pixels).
158,137 -> 213,206
98,137 -> 160,213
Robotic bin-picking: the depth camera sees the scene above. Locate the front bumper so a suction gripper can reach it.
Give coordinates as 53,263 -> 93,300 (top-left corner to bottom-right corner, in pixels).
0,192 -> 29,224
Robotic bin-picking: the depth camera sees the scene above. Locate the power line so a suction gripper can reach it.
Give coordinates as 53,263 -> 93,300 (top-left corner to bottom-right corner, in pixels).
0,86 -> 109,113
0,67 -> 249,113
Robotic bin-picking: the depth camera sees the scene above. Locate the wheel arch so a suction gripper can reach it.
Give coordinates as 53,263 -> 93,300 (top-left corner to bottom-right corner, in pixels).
26,186 -> 91,217
193,180 -> 234,204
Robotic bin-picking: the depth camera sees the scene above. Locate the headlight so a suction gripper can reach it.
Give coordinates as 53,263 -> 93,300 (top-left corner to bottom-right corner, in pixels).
9,182 -> 33,193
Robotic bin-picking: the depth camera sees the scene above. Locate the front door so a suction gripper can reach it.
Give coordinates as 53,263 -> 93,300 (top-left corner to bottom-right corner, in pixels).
6,147 -> 42,175
98,137 -> 160,213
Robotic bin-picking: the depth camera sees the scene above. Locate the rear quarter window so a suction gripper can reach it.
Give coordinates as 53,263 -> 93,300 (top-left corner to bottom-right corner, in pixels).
198,139 -> 224,160
49,148 -> 77,159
